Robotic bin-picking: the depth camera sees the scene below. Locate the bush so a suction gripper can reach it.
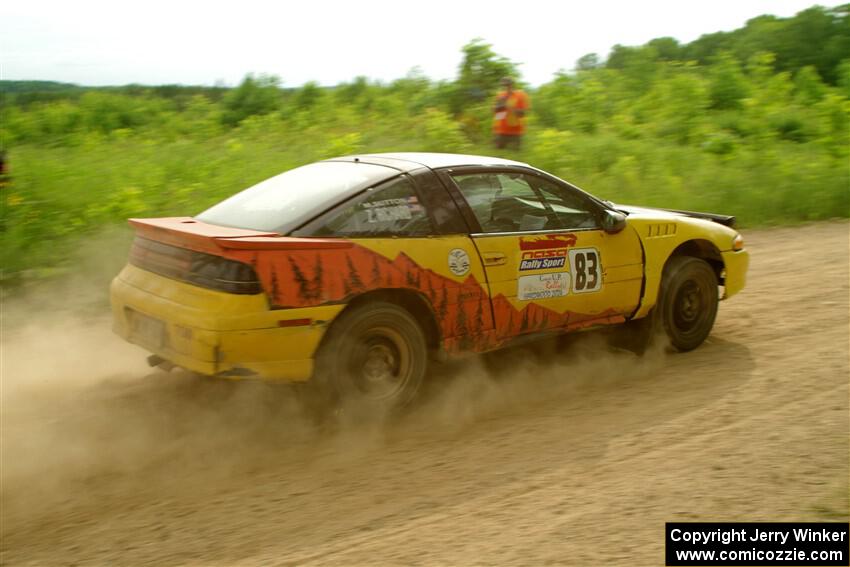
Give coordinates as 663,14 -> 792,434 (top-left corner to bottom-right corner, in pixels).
221,74 -> 282,127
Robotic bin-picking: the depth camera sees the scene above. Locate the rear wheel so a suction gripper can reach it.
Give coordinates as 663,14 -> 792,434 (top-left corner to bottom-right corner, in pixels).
315,301 -> 427,410
657,256 -> 719,352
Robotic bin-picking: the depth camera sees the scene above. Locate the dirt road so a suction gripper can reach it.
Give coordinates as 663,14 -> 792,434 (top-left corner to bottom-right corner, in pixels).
2,221 -> 848,566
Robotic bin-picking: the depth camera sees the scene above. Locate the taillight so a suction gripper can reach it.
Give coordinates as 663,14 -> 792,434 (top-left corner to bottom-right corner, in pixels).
130,237 -> 261,295
188,254 -> 262,294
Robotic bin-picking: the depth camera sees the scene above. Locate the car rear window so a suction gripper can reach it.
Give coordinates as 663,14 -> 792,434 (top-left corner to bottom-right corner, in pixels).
195,161 -> 398,234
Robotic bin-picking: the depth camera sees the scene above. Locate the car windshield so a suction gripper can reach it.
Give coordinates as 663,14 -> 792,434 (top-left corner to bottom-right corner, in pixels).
196,161 -> 398,234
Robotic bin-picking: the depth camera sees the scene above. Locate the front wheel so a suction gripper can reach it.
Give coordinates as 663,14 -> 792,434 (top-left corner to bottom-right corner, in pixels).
657,256 -> 719,352
315,301 -> 427,410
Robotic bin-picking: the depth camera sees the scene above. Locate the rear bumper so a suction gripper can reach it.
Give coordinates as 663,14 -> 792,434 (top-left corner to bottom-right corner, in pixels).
111,265 -> 344,381
721,248 -> 749,299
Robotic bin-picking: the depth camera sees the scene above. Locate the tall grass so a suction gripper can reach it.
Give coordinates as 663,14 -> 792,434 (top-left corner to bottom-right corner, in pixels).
3,124 -> 846,284
2,52 -> 848,284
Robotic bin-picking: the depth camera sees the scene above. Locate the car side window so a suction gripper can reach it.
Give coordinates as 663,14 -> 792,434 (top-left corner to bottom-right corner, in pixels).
302,176 -> 433,237
452,173 -> 558,233
529,177 -> 600,230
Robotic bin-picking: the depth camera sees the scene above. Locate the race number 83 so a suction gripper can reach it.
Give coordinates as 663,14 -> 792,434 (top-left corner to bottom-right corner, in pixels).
568,248 -> 602,293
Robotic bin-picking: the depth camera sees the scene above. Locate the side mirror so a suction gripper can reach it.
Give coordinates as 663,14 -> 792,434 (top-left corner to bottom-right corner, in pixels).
601,209 -> 627,234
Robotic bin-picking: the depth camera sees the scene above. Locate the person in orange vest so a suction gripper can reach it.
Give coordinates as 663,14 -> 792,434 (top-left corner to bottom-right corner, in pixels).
0,150 -> 9,188
493,77 -> 529,150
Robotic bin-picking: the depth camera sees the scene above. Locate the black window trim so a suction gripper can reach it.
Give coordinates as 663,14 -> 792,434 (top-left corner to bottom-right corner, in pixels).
406,167 -> 469,235
437,165 -> 607,236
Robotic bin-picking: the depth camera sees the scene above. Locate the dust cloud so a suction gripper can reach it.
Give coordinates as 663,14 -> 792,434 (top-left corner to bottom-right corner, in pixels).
2,230 -> 320,523
1,310 -> 322,519
1,239 -> 664,532
412,333 -> 667,431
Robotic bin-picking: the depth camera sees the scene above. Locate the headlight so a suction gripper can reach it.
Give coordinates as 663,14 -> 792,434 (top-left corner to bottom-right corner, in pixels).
732,233 -> 744,251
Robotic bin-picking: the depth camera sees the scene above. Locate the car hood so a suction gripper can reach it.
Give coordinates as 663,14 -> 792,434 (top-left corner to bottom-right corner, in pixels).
614,204 -> 736,228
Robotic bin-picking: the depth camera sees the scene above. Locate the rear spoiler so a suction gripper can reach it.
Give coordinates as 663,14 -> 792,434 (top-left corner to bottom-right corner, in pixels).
128,217 -> 353,253
658,208 -> 737,228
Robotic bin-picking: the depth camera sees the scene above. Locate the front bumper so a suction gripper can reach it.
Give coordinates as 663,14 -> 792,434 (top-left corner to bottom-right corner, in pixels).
110,264 -> 345,381
721,248 -> 749,299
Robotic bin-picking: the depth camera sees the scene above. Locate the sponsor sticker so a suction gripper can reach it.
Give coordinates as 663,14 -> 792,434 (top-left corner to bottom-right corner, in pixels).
518,233 -> 577,251
448,248 -> 471,276
518,233 -> 577,272
518,272 -> 570,301
519,254 -> 567,271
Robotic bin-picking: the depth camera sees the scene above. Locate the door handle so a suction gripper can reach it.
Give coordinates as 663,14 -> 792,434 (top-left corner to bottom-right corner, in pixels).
482,252 -> 507,266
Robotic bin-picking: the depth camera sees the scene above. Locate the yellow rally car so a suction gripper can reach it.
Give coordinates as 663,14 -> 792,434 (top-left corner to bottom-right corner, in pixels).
111,153 -> 748,407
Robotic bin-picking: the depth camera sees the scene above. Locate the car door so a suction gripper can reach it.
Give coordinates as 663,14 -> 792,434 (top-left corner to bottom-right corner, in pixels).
440,167 -> 644,340
292,169 -> 497,354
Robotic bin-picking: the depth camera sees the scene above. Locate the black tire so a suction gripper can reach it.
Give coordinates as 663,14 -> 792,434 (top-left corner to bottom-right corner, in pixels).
656,256 -> 719,352
315,301 -> 427,410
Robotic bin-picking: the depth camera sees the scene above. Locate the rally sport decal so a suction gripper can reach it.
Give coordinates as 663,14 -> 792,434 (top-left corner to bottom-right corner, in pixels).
518,234 -> 576,272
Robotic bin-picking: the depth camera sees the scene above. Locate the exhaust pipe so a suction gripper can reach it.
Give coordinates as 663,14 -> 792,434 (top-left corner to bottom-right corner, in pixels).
147,354 -> 175,371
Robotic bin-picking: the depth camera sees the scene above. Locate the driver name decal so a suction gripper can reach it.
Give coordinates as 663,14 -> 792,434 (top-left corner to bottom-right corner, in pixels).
361,198 -> 414,223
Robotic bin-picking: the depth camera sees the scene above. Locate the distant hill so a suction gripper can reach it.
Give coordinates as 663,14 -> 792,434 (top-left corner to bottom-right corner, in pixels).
0,80 -> 231,105
1,80 -> 85,93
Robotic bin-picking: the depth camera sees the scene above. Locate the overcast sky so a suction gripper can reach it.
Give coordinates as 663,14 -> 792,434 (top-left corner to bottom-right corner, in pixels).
0,0 -> 827,88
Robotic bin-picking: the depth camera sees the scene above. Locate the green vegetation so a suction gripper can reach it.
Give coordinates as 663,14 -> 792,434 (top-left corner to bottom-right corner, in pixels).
1,5 -> 848,284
